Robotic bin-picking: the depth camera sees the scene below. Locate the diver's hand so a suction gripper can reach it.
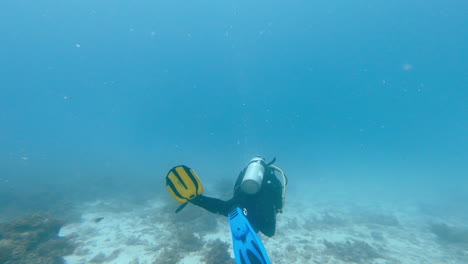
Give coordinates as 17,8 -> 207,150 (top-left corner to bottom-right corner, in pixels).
188,194 -> 203,205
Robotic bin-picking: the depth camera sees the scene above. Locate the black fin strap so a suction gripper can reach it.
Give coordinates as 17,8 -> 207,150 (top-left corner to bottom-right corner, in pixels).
175,203 -> 188,213
266,157 -> 277,166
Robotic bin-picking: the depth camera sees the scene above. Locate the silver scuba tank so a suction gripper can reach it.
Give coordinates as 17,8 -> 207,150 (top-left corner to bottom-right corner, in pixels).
241,156 -> 266,194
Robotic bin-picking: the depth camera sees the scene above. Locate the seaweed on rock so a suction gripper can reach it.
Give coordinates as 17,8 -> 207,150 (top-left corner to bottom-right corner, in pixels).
430,223 -> 468,245
0,240 -> 14,263
151,221 -> 205,264
323,239 -> 383,263
202,239 -> 234,264
89,252 -> 107,263
173,225 -> 204,252
0,213 -> 76,264
154,247 -> 182,264
88,249 -> 121,264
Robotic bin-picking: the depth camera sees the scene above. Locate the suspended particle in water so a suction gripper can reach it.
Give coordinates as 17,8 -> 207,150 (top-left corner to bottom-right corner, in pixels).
402,63 -> 413,71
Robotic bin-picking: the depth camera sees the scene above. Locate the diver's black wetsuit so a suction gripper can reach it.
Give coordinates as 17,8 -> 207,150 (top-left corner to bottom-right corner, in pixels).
190,167 -> 283,237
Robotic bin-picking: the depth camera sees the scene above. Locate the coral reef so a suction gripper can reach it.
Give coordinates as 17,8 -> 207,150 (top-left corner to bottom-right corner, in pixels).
430,223 -> 468,245
202,239 -> 234,264
0,213 -> 76,264
323,239 -> 383,263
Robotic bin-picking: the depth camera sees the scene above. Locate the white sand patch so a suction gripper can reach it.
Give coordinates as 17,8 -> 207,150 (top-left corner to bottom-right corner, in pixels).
60,197 -> 467,264
60,199 -> 232,264
60,201 -> 167,264
268,198 -> 466,264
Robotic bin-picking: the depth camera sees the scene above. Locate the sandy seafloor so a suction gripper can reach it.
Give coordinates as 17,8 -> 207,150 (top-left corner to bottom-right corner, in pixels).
59,190 -> 468,264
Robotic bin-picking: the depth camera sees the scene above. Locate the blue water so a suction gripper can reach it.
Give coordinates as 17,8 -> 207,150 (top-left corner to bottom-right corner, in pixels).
1,0 -> 467,218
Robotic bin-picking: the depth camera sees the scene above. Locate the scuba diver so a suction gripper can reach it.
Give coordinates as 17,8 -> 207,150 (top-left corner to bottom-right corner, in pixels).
166,156 -> 287,237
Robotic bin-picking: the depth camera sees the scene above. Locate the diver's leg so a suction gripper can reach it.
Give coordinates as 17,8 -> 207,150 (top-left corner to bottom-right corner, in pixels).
259,210 -> 276,237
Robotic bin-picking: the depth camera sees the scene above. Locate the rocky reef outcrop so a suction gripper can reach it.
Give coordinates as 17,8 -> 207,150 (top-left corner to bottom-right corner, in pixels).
0,213 -> 76,264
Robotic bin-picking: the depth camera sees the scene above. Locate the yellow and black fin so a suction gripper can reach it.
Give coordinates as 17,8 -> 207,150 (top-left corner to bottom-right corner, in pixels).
166,165 -> 204,205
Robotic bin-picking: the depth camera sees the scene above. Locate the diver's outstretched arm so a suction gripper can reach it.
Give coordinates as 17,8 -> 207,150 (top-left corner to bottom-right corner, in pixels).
190,195 -> 235,216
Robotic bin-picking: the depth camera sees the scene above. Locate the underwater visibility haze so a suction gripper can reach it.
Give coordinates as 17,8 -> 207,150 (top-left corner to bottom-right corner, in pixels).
0,0 -> 467,263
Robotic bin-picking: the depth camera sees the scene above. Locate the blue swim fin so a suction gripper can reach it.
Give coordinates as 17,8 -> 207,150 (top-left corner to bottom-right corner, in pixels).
228,207 -> 271,264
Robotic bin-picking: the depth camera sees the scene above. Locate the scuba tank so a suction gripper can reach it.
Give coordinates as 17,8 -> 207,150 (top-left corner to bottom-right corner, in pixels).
240,156 -> 289,212
240,156 -> 266,194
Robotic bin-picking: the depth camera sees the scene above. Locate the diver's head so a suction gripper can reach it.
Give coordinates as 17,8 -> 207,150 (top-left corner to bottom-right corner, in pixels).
240,156 -> 266,194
